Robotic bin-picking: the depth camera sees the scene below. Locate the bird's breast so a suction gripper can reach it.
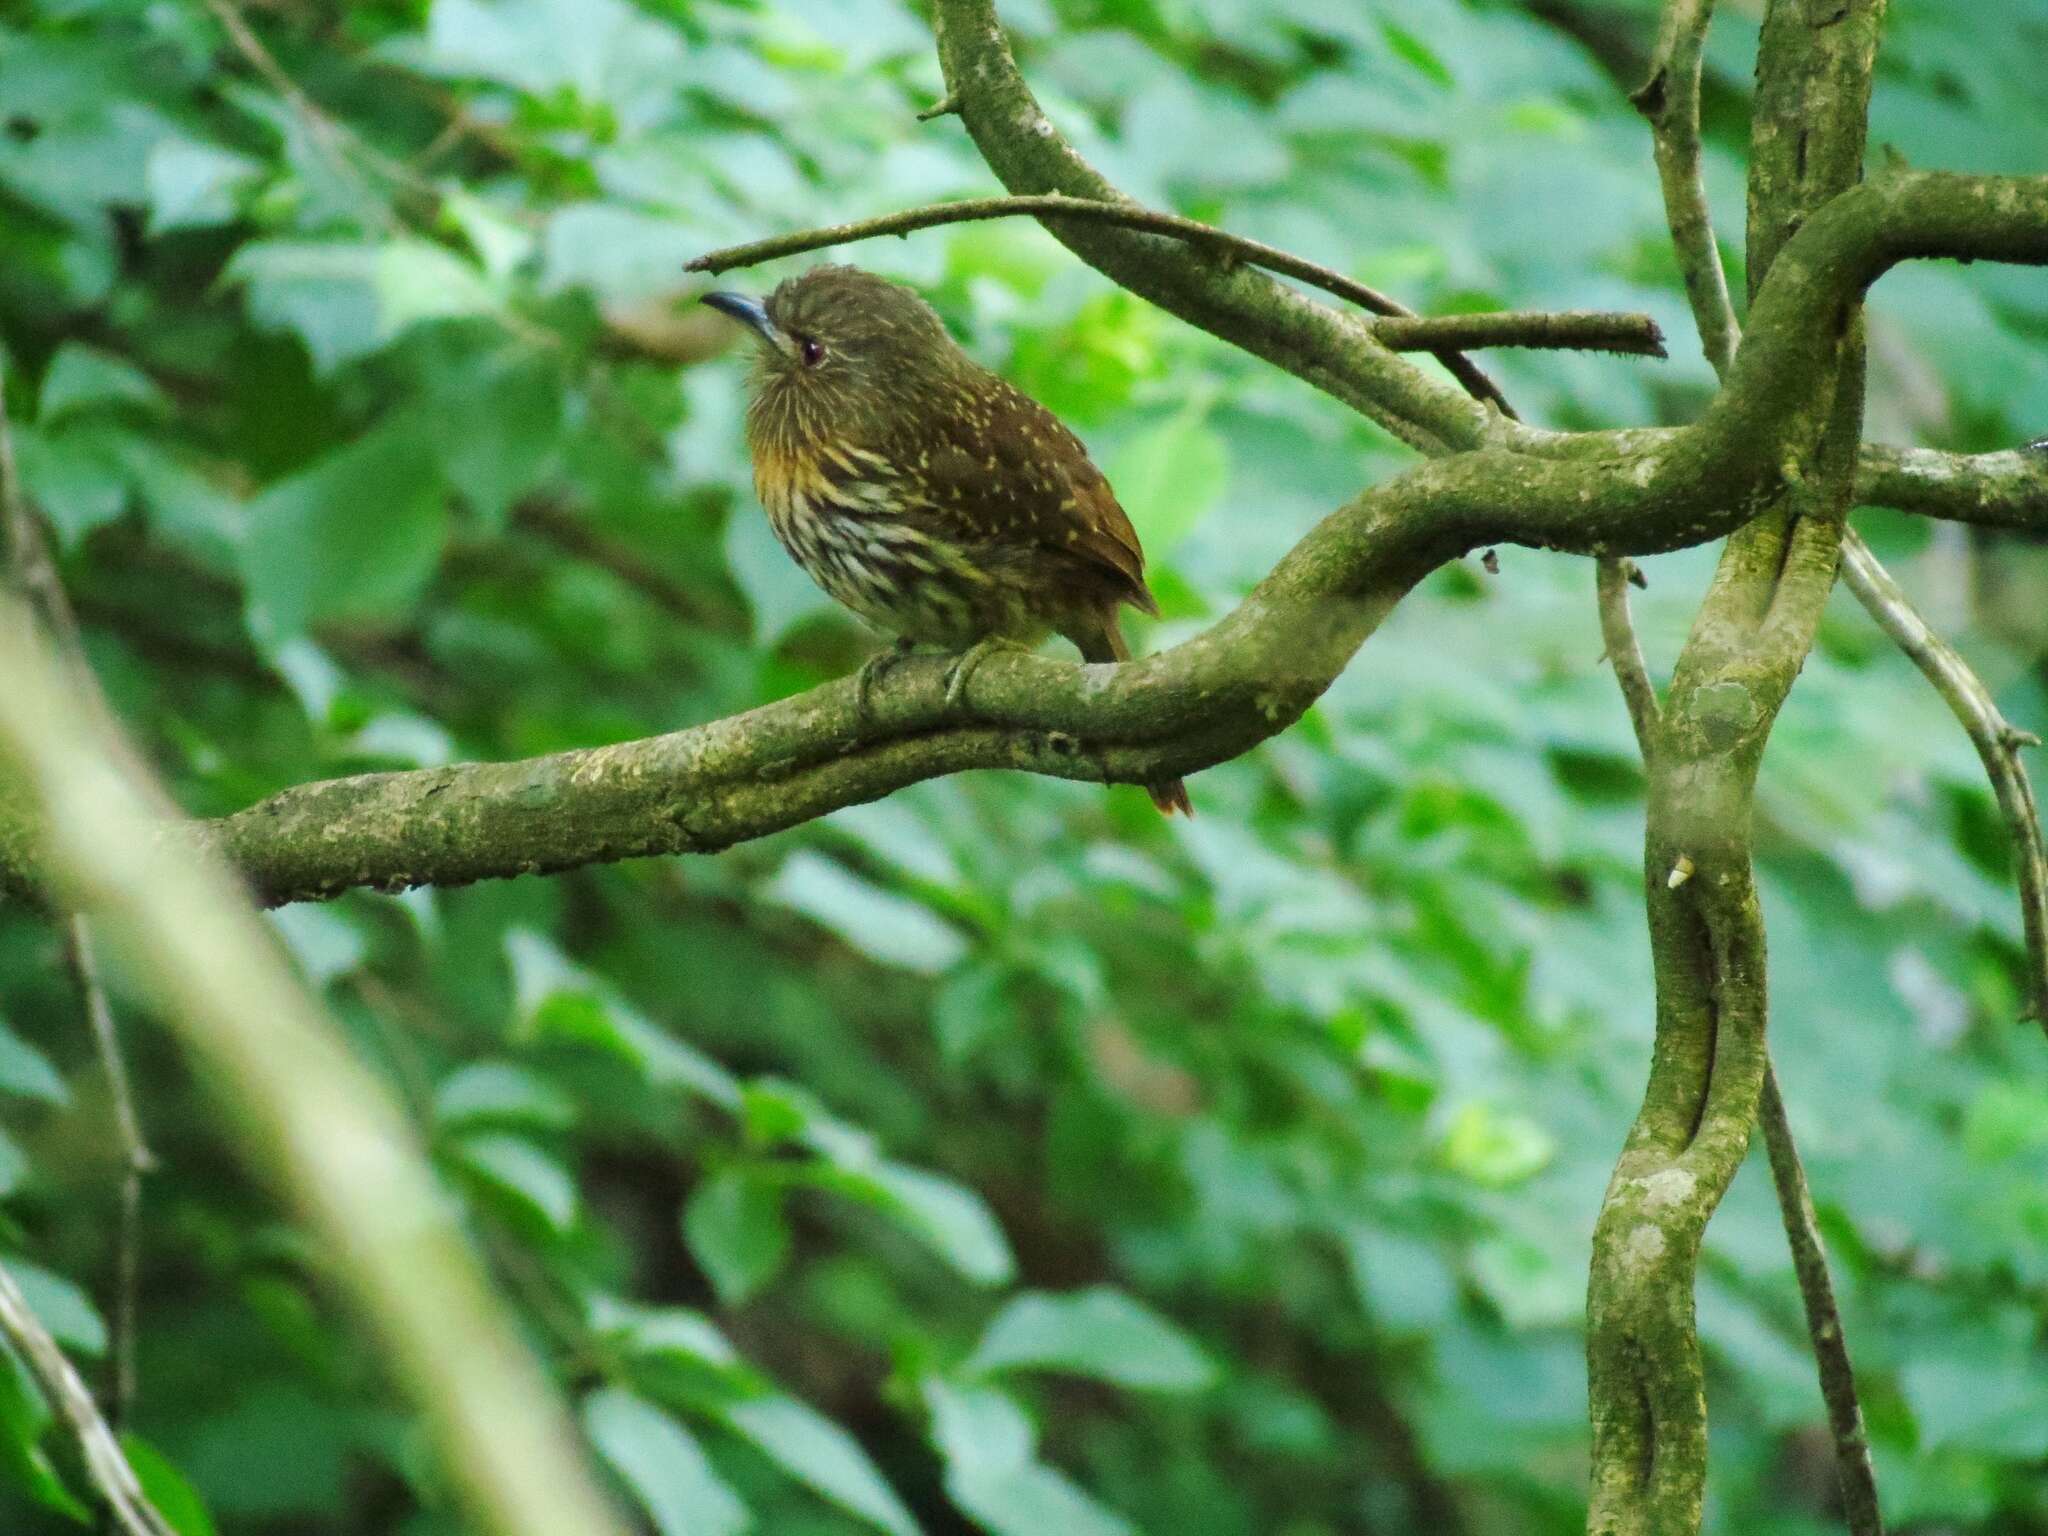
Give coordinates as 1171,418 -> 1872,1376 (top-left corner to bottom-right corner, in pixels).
754,444 -> 1017,645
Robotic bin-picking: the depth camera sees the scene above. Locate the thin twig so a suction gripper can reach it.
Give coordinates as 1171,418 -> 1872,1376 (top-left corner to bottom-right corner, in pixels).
1841,531 -> 2048,1027
688,193 -> 1569,416
0,1261 -> 178,1536
64,919 -> 155,1431
200,0 -> 404,235
1757,1065 -> 1884,1536
1632,0 -> 1740,377
1596,556 -> 1661,749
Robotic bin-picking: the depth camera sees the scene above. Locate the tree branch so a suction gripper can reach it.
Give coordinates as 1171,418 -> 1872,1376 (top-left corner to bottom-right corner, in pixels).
1840,532 -> 2048,1026
64,918 -> 154,1430
695,193 -> 1523,413
0,166 -> 2036,910
690,200 -> 1664,369
1374,310 -> 1665,357
1586,4 -> 1890,1530
1596,557 -> 1662,748
1631,0 -> 1740,376
1756,1066 -> 1884,1536
1855,442 -> 2048,531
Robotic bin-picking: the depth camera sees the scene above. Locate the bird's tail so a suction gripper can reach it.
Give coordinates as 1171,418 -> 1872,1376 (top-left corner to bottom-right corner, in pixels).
1072,610 -> 1192,818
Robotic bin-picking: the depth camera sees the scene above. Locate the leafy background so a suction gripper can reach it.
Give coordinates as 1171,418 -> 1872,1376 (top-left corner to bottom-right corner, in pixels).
1,0 -> 2046,1532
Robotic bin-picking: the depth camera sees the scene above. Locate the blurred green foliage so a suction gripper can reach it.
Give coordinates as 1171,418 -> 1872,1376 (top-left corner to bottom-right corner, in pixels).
1,0 -> 2046,1532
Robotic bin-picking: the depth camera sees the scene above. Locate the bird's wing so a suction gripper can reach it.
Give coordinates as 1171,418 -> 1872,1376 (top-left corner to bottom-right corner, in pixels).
887,373 -> 1157,614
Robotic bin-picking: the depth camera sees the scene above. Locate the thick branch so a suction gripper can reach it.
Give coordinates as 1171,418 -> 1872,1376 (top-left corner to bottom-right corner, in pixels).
0,169 -> 2038,908
1855,443 -> 2048,531
1587,5 -> 1888,1532
1841,532 -> 2048,1025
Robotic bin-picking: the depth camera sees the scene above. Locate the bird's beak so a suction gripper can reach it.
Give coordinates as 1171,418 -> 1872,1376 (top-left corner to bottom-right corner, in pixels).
702,291 -> 791,355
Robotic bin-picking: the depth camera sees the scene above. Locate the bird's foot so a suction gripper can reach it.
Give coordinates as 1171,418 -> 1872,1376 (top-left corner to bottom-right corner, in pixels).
854,637 -> 918,723
942,636 -> 1022,711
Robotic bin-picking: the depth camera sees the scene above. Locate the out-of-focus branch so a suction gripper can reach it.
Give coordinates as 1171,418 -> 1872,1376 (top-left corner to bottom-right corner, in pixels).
1841,532 -> 2048,1026
2,367 -> 161,1477
0,612 -> 629,1536
0,1259 -> 176,1536
1756,1068 -> 1884,1536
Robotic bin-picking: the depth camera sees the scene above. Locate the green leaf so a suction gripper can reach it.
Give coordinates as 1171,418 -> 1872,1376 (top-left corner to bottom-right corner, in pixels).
225,240 -> 500,375
824,1162 -> 1014,1286
428,351 -> 562,530
39,343 -> 167,423
924,1380 -> 1033,1479
0,1020 -> 68,1106
1437,1102 -> 1556,1188
3,1259 -> 107,1358
0,1127 -> 29,1199
542,204 -> 705,303
1901,1346 -> 2048,1460
1104,411 -> 1226,555
923,1381 -> 1129,1536
721,1394 -> 921,1536
1379,20 -> 1455,87
240,421 -> 448,641
265,904 -> 367,986
766,853 -> 967,975
444,1133 -> 578,1236
145,136 -> 264,234
964,1288 -> 1215,1391
683,1169 -> 790,1305
433,1061 -> 577,1132
589,1295 -> 739,1373
122,1435 -> 220,1536
582,1389 -> 749,1536
12,422 -> 129,547
949,1460 -> 1133,1536
0,1339 -> 89,1521
506,932 -> 740,1108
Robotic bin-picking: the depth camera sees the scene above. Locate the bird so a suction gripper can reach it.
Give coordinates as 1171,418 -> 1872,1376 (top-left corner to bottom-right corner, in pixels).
702,264 -> 1191,816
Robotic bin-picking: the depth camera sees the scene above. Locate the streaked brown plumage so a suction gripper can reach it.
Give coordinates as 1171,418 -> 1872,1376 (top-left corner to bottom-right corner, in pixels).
704,265 -> 1190,816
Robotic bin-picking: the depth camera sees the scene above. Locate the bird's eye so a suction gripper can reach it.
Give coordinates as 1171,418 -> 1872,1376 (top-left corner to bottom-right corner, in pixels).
800,336 -> 826,368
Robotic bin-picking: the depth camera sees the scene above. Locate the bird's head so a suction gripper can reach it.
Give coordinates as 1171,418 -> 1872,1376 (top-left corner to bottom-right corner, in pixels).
703,265 -> 962,449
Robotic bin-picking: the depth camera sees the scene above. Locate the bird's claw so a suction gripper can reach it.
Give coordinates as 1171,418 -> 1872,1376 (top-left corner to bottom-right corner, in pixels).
854,638 -> 917,723
942,637 -> 1016,711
